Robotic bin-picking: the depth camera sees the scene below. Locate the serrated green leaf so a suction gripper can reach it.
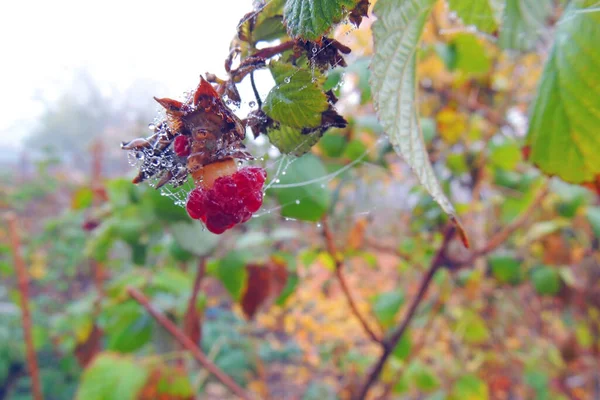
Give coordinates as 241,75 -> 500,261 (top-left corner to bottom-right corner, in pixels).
263,62 -> 328,128
268,124 -> 323,155
526,1 -> 600,183
371,0 -> 461,227
269,154 -> 330,221
76,353 -> 149,400
283,0 -> 358,40
499,0 -> 552,51
447,0 -> 503,33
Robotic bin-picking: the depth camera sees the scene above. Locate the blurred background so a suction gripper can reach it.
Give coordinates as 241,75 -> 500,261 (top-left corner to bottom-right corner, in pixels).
1,1 -> 599,399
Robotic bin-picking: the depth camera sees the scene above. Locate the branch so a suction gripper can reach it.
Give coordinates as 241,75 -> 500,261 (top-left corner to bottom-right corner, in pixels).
6,213 -> 44,400
183,259 -> 206,343
354,225 -> 456,400
127,287 -> 252,399
252,41 -> 295,60
459,184 -> 549,266
322,217 -> 382,344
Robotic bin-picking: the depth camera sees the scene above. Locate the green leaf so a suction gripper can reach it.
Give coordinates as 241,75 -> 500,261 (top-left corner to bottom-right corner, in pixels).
269,154 -> 331,221
586,206 -> 600,238
372,290 -> 405,328
392,331 -> 412,360
489,255 -> 523,285
456,310 -> 489,344
451,374 -> 489,400
319,132 -> 347,157
171,220 -> 220,257
451,34 -> 492,75
531,266 -> 562,296
105,302 -> 152,353
214,252 -> 249,301
283,0 -> 358,41
407,361 -> 440,392
447,0 -> 503,33
76,353 -> 149,400
268,124 -> 323,156
263,62 -> 328,129
499,0 -> 552,51
371,0 -> 461,229
526,1 -> 600,183
490,140 -> 522,170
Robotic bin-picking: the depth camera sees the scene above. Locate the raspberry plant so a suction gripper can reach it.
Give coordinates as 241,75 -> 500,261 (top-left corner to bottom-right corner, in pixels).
3,1 -> 600,400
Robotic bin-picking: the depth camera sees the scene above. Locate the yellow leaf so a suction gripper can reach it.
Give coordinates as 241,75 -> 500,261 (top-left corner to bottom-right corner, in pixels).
437,107 -> 468,145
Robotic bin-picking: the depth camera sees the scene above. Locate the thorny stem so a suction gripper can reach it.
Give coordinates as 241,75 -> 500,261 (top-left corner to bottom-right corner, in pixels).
354,225 -> 456,400
6,213 -> 44,400
321,217 -> 382,344
127,287 -> 252,400
252,40 -> 295,60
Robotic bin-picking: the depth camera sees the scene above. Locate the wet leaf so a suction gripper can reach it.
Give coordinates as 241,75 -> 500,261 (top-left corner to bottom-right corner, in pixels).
526,1 -> 600,183
283,0 -> 358,40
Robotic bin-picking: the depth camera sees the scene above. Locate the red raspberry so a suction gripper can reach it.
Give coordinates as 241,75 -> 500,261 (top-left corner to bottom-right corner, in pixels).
185,166 -> 266,234
186,188 -> 207,220
242,191 -> 263,213
173,135 -> 191,157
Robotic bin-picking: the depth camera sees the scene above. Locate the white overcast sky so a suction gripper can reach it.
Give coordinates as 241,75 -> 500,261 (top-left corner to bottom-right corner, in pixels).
0,0 -> 251,148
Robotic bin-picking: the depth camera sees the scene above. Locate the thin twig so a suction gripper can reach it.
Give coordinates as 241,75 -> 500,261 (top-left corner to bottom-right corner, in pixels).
354,225 -> 456,400
127,287 -> 252,399
252,41 -> 295,60
321,217 -> 382,344
459,184 -> 549,266
250,71 -> 262,108
6,213 -> 44,400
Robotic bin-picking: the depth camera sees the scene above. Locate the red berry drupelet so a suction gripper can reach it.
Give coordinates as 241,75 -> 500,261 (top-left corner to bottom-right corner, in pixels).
185,166 -> 267,234
173,135 -> 191,157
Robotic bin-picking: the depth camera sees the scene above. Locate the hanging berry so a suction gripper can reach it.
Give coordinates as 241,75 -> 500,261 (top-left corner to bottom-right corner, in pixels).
121,76 -> 266,234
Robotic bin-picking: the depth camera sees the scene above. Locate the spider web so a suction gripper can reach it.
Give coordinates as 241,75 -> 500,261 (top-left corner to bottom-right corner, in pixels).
128,0 -> 549,226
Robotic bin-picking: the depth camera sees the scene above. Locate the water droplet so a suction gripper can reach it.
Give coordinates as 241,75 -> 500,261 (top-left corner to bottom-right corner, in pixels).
317,223 -> 322,228
312,47 -> 318,54
136,152 -> 144,160
275,179 -> 280,183
148,123 -> 155,130
284,77 -> 291,84
237,160 -> 243,166
249,101 -> 256,108
282,171 -> 286,175
295,200 -> 300,205
320,184 -> 325,188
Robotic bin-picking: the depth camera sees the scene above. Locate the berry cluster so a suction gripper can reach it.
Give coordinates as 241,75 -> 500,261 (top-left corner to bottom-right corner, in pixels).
186,166 -> 267,234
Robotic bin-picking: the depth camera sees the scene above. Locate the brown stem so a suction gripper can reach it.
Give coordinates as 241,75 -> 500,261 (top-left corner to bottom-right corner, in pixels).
183,259 -> 206,343
354,225 -> 456,400
322,217 -> 382,344
252,41 -> 295,60
6,213 -> 44,400
127,287 -> 252,399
